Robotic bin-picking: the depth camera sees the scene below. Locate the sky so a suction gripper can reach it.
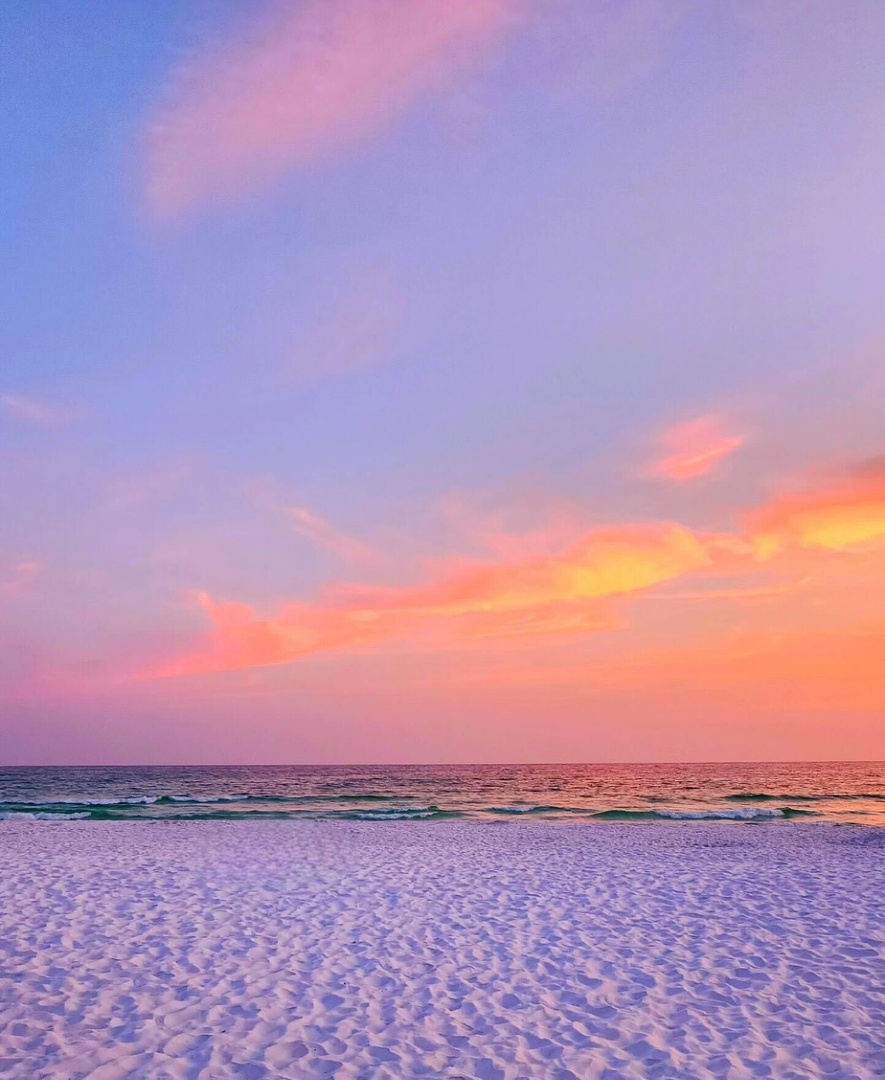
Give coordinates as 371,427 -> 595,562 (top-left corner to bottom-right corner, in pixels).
1,0 -> 884,765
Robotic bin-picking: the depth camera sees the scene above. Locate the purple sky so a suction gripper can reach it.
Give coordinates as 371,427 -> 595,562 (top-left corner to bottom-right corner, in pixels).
2,0 -> 884,764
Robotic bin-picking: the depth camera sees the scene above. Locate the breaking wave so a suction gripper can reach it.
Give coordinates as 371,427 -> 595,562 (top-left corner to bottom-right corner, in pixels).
591,807 -> 818,821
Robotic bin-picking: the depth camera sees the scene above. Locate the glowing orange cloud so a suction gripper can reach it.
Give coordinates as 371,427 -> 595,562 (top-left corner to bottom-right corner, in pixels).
288,506 -> 376,565
146,0 -> 516,215
346,524 -> 711,615
157,524 -> 711,676
652,414 -> 744,481
749,466 -> 885,556
148,458 -> 885,680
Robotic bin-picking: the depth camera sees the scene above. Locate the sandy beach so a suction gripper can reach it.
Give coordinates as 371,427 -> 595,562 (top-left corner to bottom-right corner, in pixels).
1,823 -> 884,1079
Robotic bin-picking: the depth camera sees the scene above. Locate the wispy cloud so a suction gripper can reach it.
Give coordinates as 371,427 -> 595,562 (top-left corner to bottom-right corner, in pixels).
650,413 -> 745,481
1,393 -> 63,426
0,558 -> 43,599
287,506 -> 376,565
146,0 -> 518,216
285,268 -> 402,383
106,464 -> 195,510
438,490 -> 586,561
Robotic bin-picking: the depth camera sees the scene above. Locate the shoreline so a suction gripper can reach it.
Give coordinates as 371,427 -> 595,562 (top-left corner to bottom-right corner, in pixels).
2,816 -> 881,828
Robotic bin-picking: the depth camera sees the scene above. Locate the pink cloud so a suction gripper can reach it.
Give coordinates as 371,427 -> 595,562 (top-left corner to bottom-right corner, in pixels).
287,506 -> 376,565
0,557 -> 43,598
146,0 -> 518,216
438,491 -> 587,561
651,413 -> 745,481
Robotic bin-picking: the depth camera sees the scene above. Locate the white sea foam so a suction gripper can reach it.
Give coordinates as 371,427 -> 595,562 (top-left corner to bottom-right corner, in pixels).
1,822 -> 883,1078
656,806 -> 788,820
163,794 -> 246,803
19,795 -> 161,806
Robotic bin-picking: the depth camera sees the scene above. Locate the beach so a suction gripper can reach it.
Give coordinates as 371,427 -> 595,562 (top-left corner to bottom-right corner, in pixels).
1,823 -> 884,1079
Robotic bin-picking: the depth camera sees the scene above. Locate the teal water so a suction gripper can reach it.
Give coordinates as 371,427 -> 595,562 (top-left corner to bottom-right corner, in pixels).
1,762 -> 884,824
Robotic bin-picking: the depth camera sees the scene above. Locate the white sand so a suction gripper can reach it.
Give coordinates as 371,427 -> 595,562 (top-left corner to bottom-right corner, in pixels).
1,823 -> 884,1079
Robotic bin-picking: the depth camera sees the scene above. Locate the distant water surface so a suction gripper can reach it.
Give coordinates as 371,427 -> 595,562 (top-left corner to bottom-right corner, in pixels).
1,762 -> 884,824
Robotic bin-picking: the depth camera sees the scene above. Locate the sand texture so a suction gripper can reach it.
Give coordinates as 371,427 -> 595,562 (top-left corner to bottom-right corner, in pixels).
1,822 -> 884,1079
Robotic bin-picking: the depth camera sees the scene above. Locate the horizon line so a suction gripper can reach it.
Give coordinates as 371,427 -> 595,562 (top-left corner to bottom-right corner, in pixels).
3,759 -> 883,769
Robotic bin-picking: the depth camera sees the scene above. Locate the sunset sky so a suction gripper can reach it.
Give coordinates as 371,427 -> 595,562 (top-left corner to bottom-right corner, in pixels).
2,0 -> 884,764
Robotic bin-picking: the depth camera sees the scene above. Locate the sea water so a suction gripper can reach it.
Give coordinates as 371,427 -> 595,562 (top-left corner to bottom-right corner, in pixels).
1,761 -> 884,824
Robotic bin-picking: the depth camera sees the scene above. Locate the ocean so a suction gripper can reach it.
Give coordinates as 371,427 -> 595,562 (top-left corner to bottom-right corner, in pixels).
1,761 -> 884,824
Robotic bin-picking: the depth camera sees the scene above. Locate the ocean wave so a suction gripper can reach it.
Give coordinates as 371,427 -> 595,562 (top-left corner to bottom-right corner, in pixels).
10,796 -> 162,807
159,794 -> 250,804
0,792 -> 403,811
0,799 -> 452,822
87,809 -> 300,822
339,804 -> 451,820
591,807 -> 818,821
0,799 -> 823,823
142,792 -> 409,806
0,798 -> 162,812
114,806 -> 461,822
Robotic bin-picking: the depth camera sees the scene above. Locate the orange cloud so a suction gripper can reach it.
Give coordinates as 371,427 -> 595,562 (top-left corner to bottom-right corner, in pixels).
156,523 -> 710,676
749,466 -> 885,555
349,524 -> 710,615
287,506 -> 376,565
148,457 -> 885,679
651,413 -> 744,481
146,0 -> 517,216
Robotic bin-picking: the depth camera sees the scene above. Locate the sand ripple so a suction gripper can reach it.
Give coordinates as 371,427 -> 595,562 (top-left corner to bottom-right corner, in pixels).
1,822 -> 884,1078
